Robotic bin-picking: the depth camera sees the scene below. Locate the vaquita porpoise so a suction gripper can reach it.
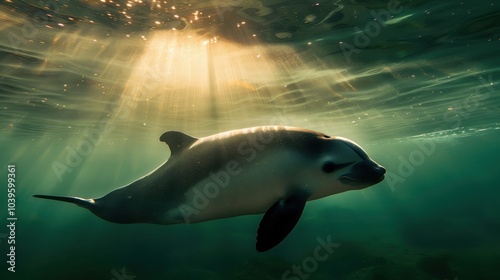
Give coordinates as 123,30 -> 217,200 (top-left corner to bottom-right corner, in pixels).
34,126 -> 386,251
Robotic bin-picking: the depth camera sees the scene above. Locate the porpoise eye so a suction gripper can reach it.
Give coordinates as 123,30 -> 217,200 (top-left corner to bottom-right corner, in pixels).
322,162 -> 337,173
322,161 -> 353,173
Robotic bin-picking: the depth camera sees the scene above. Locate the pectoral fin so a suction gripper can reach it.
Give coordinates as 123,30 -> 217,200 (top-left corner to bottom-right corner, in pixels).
256,190 -> 310,252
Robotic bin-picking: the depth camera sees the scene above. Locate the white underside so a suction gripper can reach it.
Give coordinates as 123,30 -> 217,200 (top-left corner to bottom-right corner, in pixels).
163,150 -> 346,224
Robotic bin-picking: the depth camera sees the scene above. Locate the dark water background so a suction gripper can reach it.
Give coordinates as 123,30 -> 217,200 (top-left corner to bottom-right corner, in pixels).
1,0 -> 500,279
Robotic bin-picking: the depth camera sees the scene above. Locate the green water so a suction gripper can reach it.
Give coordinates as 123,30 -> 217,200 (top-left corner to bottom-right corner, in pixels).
1,0 -> 500,279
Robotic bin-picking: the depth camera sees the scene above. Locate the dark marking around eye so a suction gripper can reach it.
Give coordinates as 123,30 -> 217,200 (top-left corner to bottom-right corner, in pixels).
322,161 -> 353,173
322,162 -> 336,173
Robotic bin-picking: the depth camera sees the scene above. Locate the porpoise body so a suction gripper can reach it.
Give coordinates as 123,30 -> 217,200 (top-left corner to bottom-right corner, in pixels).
34,126 -> 385,251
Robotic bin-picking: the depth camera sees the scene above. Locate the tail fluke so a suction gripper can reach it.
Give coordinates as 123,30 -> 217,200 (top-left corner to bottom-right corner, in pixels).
33,194 -> 95,209
34,194 -> 134,224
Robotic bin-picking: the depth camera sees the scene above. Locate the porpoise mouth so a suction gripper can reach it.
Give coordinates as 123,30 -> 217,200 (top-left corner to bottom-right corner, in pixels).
340,174 -> 385,185
340,162 -> 386,185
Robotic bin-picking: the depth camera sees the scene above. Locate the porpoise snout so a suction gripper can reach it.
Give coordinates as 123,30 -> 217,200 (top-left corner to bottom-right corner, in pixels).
341,160 -> 386,184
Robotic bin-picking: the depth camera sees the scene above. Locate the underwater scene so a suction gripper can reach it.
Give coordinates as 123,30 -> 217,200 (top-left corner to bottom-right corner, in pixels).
1,0 -> 500,279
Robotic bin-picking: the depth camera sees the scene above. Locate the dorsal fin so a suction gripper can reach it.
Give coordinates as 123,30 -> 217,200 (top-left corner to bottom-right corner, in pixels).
159,131 -> 198,156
